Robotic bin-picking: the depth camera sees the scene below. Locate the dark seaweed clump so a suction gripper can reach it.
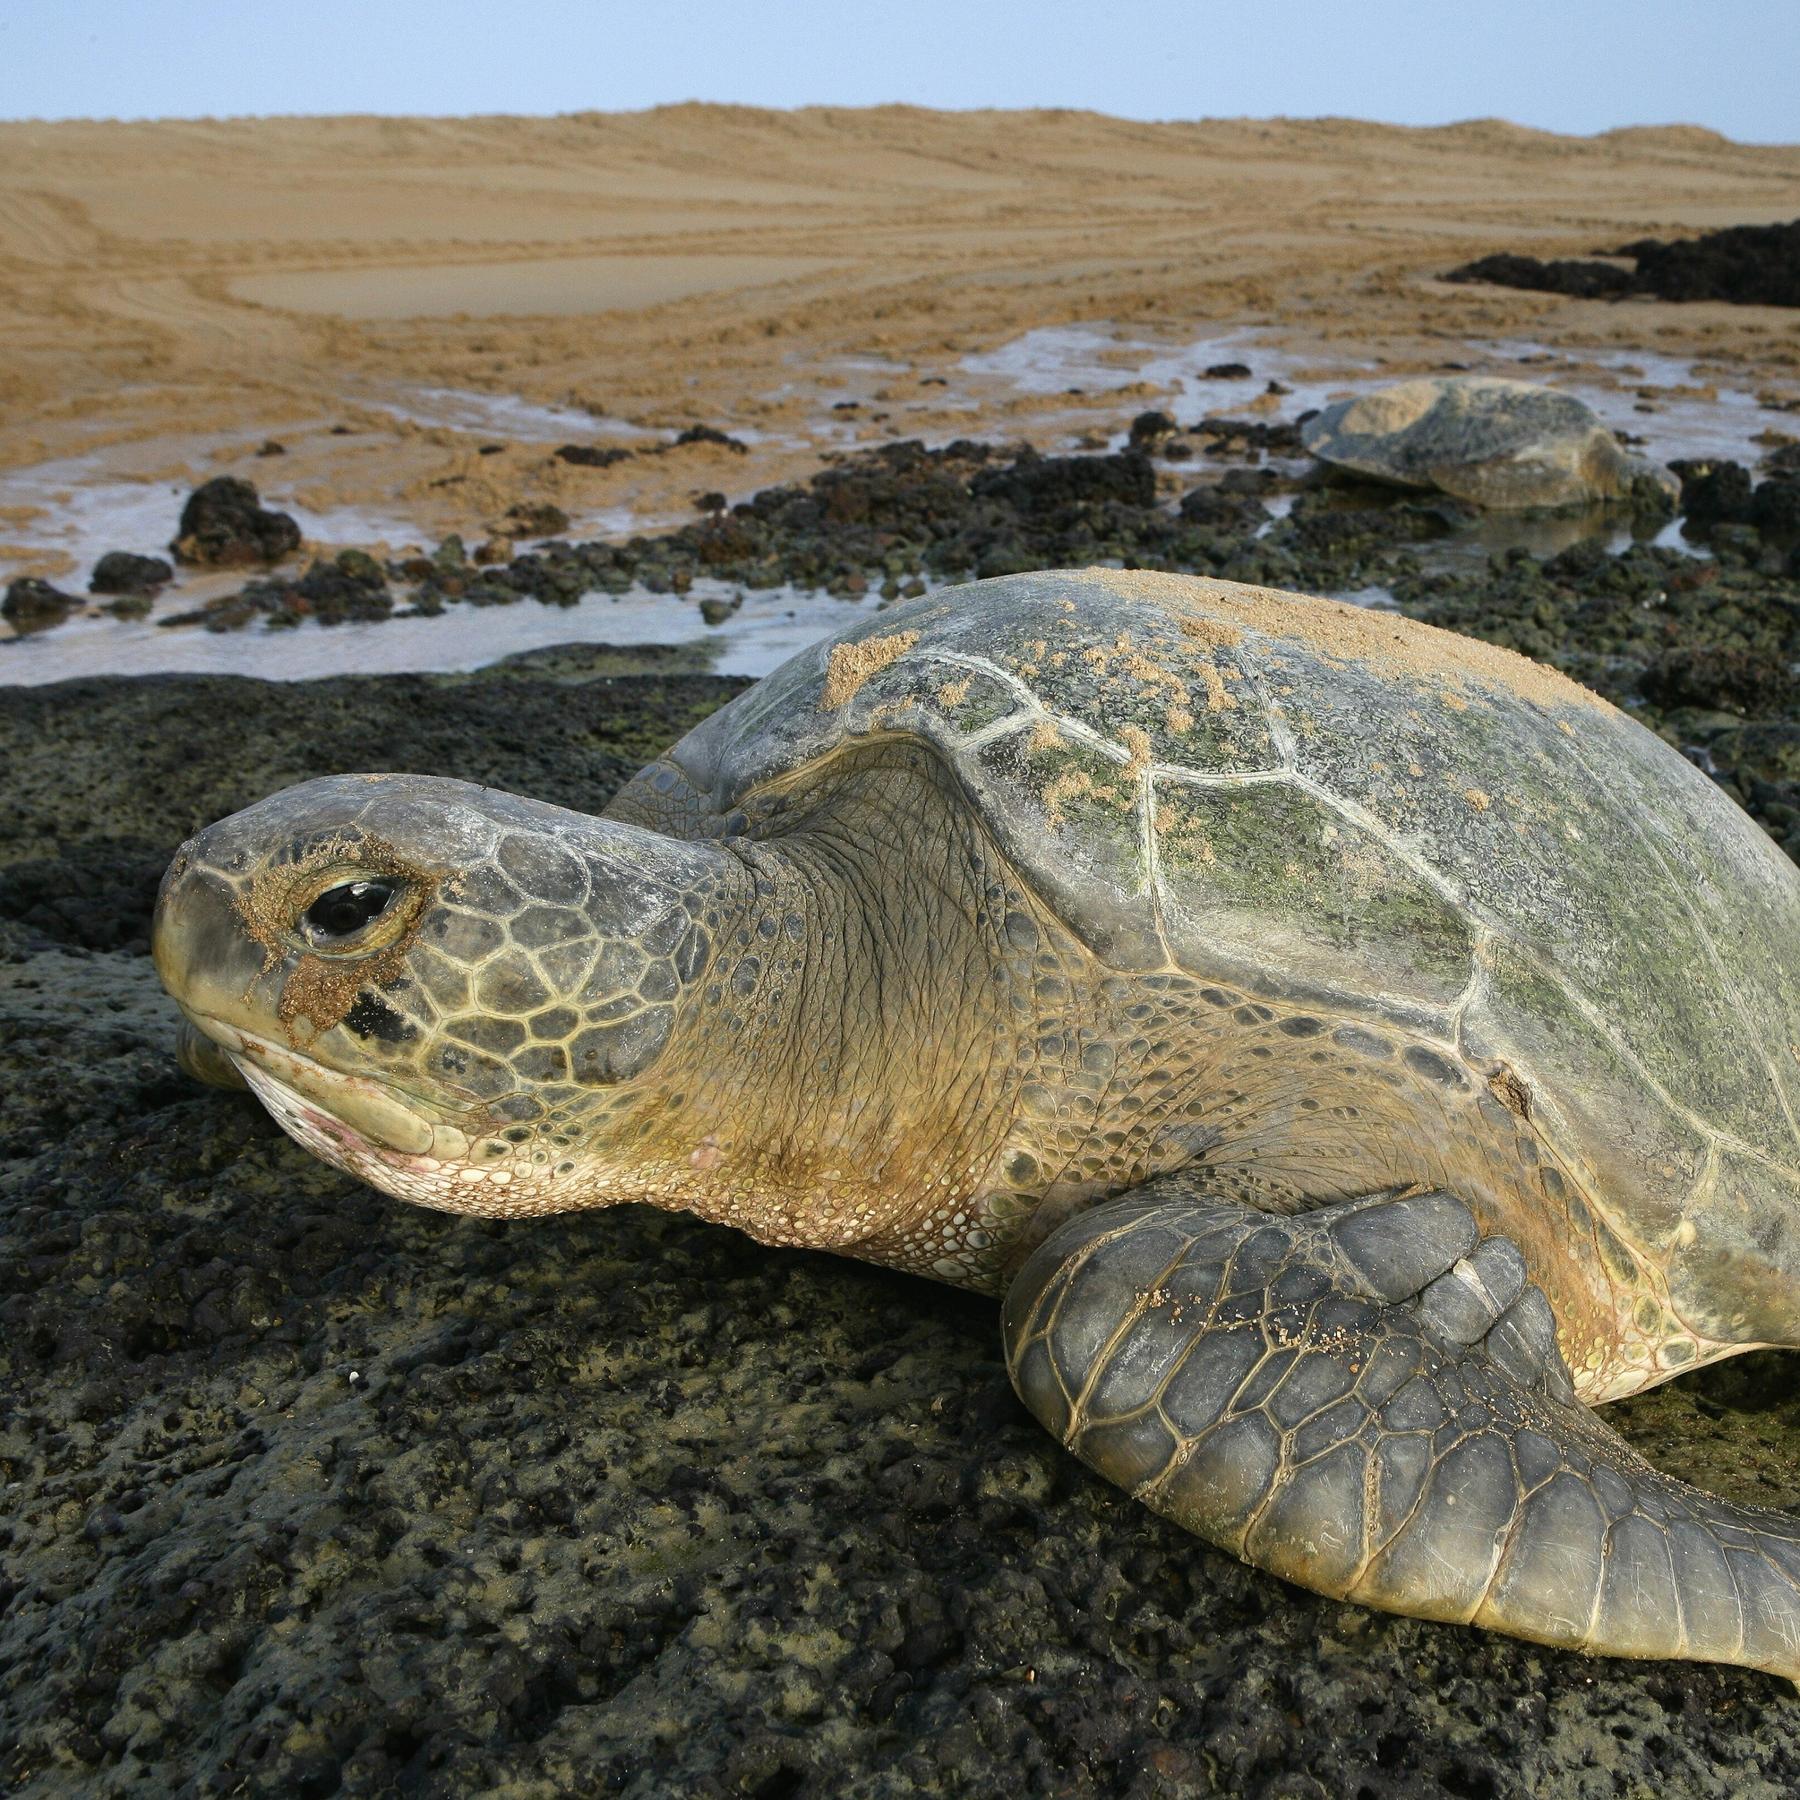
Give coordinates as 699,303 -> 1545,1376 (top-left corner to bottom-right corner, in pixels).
1445,217 -> 1800,307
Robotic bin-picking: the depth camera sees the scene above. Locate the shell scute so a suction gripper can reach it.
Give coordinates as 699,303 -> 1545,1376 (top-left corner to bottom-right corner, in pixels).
835,649 -> 1024,742
1459,935 -> 1708,1262
969,726 -> 1162,969
1153,774 -> 1475,1009
984,604 -> 1283,775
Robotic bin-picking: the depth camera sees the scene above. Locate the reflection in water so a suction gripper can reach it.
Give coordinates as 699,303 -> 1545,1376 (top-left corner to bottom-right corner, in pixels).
0,577 -> 893,687
0,447 -> 426,595
1429,505 -> 1695,570
1,325 -> 1789,686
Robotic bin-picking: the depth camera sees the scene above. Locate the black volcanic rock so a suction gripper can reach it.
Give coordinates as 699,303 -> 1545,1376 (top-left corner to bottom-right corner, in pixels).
1753,476 -> 1800,537
1447,219 -> 1800,308
1670,458 -> 1755,528
1618,219 -> 1800,307
1177,486 -> 1268,530
4,645 -> 1800,1797
555,443 -> 635,468
170,476 -> 302,568
969,445 -> 1157,510
673,424 -> 747,454
1444,252 -> 1634,299
1128,409 -> 1180,446
90,551 -> 174,596
1189,417 -> 1307,457
289,551 -> 394,625
1670,460 -> 1800,538
1,577 -> 78,633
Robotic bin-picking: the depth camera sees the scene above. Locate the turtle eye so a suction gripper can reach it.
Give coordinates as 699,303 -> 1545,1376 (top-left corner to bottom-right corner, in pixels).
301,879 -> 398,944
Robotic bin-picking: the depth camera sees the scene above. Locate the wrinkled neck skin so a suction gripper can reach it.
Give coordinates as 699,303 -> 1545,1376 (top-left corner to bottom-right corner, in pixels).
604,743 -> 1243,1292
193,754 -> 1143,1289
595,748 -> 1086,1279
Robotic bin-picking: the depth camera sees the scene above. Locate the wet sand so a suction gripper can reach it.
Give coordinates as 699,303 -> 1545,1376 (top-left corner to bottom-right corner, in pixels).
3,107 -> 1798,589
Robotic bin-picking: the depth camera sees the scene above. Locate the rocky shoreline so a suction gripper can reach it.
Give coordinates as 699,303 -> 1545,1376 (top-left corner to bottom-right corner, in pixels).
1446,217 -> 1800,308
8,403 -> 1797,645
7,444 -> 1800,1791
18,417 -> 1800,857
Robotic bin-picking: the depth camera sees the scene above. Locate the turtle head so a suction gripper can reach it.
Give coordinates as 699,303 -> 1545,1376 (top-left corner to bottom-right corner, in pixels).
153,773 -> 735,1215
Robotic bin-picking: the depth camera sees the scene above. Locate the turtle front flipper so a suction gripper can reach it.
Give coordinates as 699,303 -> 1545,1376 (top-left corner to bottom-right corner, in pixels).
1003,1181 -> 1800,1679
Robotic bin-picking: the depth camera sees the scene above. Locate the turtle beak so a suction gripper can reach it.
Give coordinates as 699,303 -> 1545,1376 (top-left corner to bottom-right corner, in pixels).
153,832 -> 277,1052
153,830 -> 457,1157
176,1019 -> 250,1090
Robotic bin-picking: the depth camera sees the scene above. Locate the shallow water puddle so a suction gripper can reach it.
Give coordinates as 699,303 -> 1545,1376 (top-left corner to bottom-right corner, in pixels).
1425,508 -> 1697,573
0,577 -> 892,686
960,324 -> 1369,441
367,386 -> 659,444
1,325 -> 1789,685
0,444 -> 427,587
960,325 -> 1796,469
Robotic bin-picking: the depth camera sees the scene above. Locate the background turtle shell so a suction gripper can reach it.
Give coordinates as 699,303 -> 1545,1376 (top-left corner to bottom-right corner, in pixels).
615,568 -> 1800,1317
1299,374 -> 1670,510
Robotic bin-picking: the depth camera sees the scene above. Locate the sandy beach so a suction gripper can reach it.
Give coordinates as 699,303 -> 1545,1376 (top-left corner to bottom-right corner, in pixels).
3,106 -> 1798,590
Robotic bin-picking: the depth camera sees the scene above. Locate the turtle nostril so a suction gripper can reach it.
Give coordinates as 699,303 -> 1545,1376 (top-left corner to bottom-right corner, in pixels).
302,880 -> 398,943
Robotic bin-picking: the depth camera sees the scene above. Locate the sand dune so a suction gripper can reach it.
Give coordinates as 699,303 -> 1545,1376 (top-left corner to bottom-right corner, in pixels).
1,104 -> 1796,577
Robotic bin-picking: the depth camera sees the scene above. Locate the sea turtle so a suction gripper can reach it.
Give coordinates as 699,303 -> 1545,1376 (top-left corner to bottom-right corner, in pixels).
154,567 -> 1800,1679
1301,375 -> 1678,511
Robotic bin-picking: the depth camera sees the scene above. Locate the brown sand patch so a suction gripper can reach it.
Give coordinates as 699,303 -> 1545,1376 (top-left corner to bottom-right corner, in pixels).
1112,571 -> 1611,716
819,630 -> 919,709
231,253 -> 844,321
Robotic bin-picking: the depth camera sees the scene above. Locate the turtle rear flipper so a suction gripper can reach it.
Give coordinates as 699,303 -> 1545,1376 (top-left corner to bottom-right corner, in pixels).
1004,1182 -> 1800,1679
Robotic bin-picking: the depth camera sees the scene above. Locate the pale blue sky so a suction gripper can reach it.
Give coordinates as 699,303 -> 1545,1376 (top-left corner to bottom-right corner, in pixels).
0,0 -> 1795,143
